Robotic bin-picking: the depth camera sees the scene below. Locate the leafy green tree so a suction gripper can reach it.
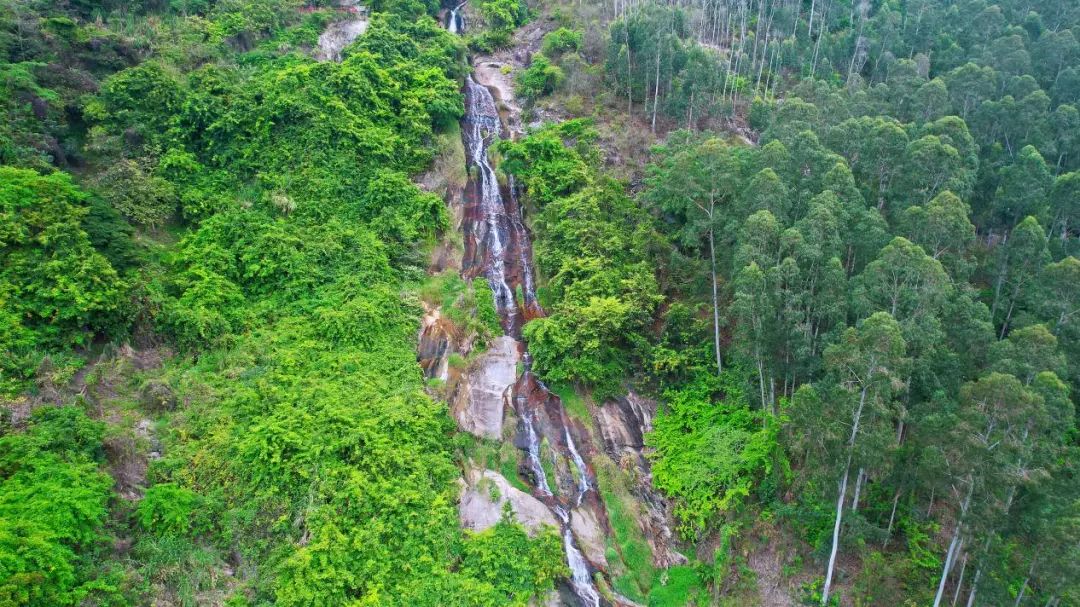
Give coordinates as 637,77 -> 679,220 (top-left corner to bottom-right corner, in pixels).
993,145 -> 1052,228
892,135 -> 972,213
93,157 -> 178,228
901,190 -> 977,280
0,407 -> 113,606
1048,171 -> 1080,244
928,372 -> 1043,606
516,54 -> 564,99
827,117 -> 908,211
645,134 -> 741,375
796,312 -> 909,605
648,373 -> 779,539
0,167 -> 125,353
989,216 -> 1050,338
944,63 -> 998,121
540,27 -> 581,58
354,169 -> 448,246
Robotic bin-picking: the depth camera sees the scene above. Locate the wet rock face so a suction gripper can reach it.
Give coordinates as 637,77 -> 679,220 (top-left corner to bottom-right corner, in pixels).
417,306 -> 456,382
569,504 -> 607,567
459,468 -> 559,534
598,393 -> 687,570
595,393 -> 656,460
450,336 -> 518,439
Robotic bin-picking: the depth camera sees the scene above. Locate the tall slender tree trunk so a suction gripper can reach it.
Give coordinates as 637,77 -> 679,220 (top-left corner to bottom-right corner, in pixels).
1014,573 -> 1030,607
823,378 -> 871,605
625,25 -> 633,116
934,490 -> 969,607
965,566 -> 982,607
823,456 -> 852,606
884,488 -> 901,545
686,87 -> 695,130
965,537 -> 992,607
710,225 -> 722,375
952,554 -> 968,607
851,468 -> 865,511
651,39 -> 661,133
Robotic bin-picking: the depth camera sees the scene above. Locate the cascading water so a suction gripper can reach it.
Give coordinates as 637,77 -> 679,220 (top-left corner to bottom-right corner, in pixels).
462,76 -> 517,325
450,9 -> 604,606
565,427 -> 590,506
447,1 -> 466,34
557,507 -> 602,607
522,410 -> 552,496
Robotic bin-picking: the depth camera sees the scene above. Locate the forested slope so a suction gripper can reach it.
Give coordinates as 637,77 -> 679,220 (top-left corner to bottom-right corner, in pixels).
1,0 -> 1078,606
506,0 -> 1080,605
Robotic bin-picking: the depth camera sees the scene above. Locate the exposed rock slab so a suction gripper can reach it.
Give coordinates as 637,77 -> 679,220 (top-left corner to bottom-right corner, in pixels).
459,468 -> 559,534
569,504 -> 607,567
315,18 -> 368,62
451,336 -> 518,439
595,392 -> 656,459
599,392 -> 687,569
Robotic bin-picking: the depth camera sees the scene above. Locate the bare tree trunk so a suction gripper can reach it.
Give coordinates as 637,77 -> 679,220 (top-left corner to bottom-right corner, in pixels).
686,87 -> 695,130
965,566 -> 982,607
884,488 -> 901,545
625,23 -> 633,116
651,40 -> 661,133
710,225 -> 722,375
1014,577 -> 1029,607
851,468 -> 865,511
823,378 -> 871,605
1013,561 -> 1036,607
823,457 -> 851,606
952,554 -> 968,607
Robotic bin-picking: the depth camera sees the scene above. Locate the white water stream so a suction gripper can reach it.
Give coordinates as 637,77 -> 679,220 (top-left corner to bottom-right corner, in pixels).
451,10 -> 602,606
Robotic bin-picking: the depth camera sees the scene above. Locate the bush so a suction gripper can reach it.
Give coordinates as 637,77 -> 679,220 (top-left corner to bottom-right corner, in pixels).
540,27 -> 582,58
517,55 -> 564,99
137,483 -> 205,537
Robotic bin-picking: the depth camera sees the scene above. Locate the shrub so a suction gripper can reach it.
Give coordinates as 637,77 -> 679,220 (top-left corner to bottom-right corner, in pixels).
540,27 -> 582,58
517,55 -> 564,99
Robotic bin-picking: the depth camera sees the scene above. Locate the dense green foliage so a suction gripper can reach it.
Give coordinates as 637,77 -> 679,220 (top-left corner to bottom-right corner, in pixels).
500,120 -> 664,399
0,407 -> 115,605
4,0 -> 1080,605
0,0 -> 567,604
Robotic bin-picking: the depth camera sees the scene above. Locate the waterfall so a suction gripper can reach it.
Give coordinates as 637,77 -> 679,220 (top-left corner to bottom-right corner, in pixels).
447,1 -> 466,34
566,428 -> 591,506
557,507 -> 602,607
450,12 -> 603,607
462,76 -> 519,331
523,411 -> 552,495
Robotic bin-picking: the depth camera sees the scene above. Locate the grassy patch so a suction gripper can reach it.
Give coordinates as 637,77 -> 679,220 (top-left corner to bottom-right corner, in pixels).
550,382 -> 591,424
498,441 -> 529,492
432,121 -> 468,192
648,565 -> 704,607
594,457 -> 655,597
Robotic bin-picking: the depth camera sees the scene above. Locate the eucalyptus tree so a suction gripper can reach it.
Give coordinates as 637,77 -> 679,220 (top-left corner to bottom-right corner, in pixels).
644,134 -> 741,375
823,117 -> 907,211
990,216 -> 1050,338
1048,172 -> 1080,245
993,145 -> 1052,229
796,312 -> 909,605
900,190 -> 977,281
929,372 -> 1045,607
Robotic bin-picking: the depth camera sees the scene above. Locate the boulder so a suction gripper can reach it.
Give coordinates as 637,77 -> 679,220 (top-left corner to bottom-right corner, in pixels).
451,336 -> 518,439
459,468 -> 558,535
